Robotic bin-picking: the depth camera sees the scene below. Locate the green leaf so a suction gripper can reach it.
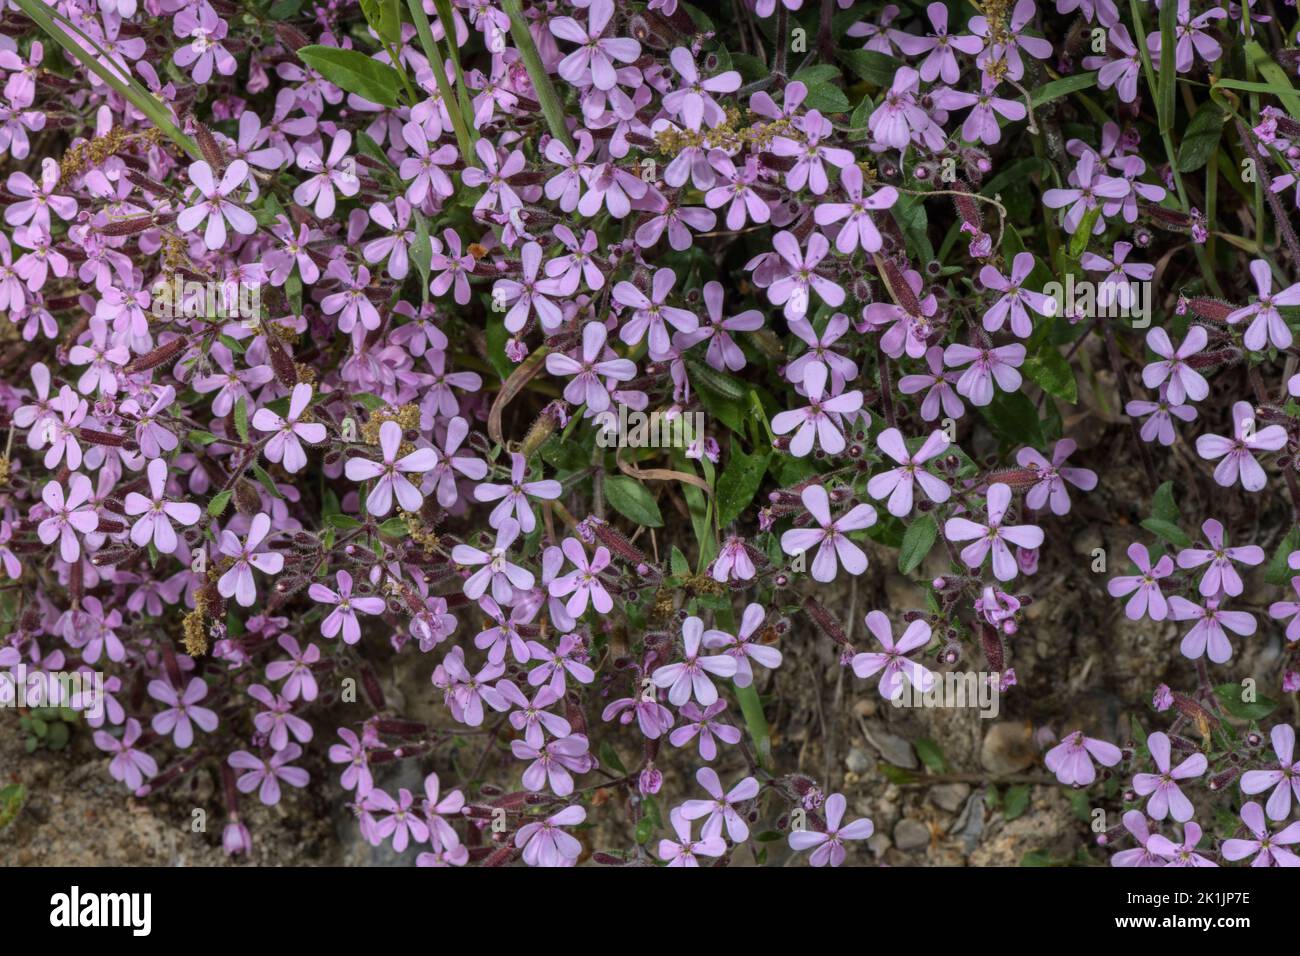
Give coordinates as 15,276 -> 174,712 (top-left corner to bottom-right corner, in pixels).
877,762 -> 919,785
1244,40 -> 1300,123
1003,784 -> 1031,820
1068,206 -> 1101,258
1265,527 -> 1300,586
411,211 -> 432,302
268,0 -> 302,16
1151,481 -> 1179,524
891,191 -> 933,263
604,475 -> 664,528
376,516 -> 409,537
848,94 -> 873,140
1140,517 -> 1192,550
46,721 -> 69,750
188,429 -> 220,446
597,740 -> 628,775
1030,71 -> 1098,108
251,464 -> 284,499
485,315 -> 513,382
716,446 -> 770,527
978,391 -> 1043,446
297,45 -> 404,108
1157,0 -> 1177,133
914,737 -> 948,773
326,513 -> 362,530
1213,683 -> 1279,721
791,64 -> 840,85
1022,335 -> 1077,403
0,783 -> 24,829
800,83 -> 850,114
837,49 -> 903,86
233,397 -> 250,443
670,546 -> 690,577
359,0 -> 402,45
634,816 -> 655,844
207,489 -> 233,517
898,513 -> 938,575
1177,102 -> 1225,173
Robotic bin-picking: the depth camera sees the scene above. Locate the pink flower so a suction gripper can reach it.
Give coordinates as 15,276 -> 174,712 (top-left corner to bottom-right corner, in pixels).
1133,731 -> 1206,822
787,792 -> 873,867
1016,439 -> 1097,515
94,718 -> 157,791
308,570 -> 386,644
252,383 -> 328,474
474,452 -> 562,533
1195,400 -> 1288,491
1108,542 -> 1176,621
549,0 -> 640,91
547,538 -> 613,617
1142,325 -> 1208,406
545,321 -> 638,414
148,677 -> 218,749
1146,821 -> 1218,867
670,697 -> 743,759
1227,258 -> 1300,351
344,420 -> 439,516
514,805 -> 585,867
943,342 -> 1025,407
1045,731 -> 1123,786
1175,518 -> 1265,597
1110,810 -> 1168,866
228,744 -> 310,806
867,427 -> 952,517
173,3 -> 236,83
1170,596 -> 1255,663
1127,390 -> 1198,445
970,0 -> 1053,80
779,483 -> 877,582
658,808 -> 726,866
398,120 -> 457,204
5,157 -> 75,232
663,47 -> 740,131
674,281 -> 763,372
899,346 -> 964,421
1268,578 -> 1300,641
701,603 -> 783,688
767,231 -> 844,320
511,733 -> 593,796
650,616 -> 739,707
892,2 -> 983,82
679,767 -> 760,842
614,268 -> 698,359
494,241 -> 567,334
124,458 -> 201,552
851,611 -> 934,699
369,787 -> 429,852
293,131 -> 359,218
177,159 -> 254,250
1241,725 -> 1300,820
978,252 -> 1057,336
769,110 -> 854,194
37,473 -> 98,563
217,513 -> 284,607
944,483 -> 1044,581
771,364 -> 864,457
938,79 -> 1027,145
451,518 -> 536,603
1221,801 -> 1300,866
814,165 -> 898,254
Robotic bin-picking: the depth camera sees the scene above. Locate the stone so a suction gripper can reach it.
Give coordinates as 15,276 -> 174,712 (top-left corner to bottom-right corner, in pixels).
980,721 -> 1037,775
893,818 -> 930,850
859,721 -> 918,769
845,746 -> 873,775
929,783 -> 971,813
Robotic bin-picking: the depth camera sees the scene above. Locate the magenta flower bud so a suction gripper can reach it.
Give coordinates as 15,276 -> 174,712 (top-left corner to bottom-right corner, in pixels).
223,819 -> 252,856
932,577 -> 946,589
639,767 -> 662,796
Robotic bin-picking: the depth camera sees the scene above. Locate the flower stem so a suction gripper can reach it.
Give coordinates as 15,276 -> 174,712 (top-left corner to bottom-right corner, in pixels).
12,0 -> 200,160
406,0 -> 477,164
499,0 -> 574,152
